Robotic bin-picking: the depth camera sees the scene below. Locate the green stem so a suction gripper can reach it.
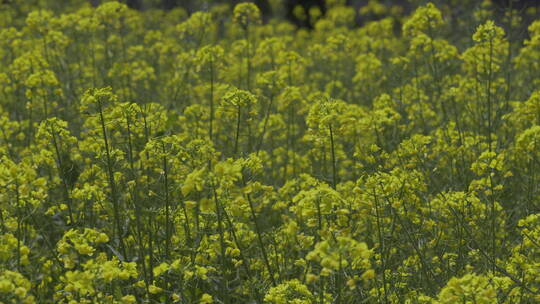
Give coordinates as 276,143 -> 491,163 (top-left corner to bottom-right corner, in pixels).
97,98 -> 127,259
234,105 -> 241,157
245,192 -> 276,286
49,125 -> 75,225
329,124 -> 337,189
212,183 -> 229,303
161,143 -> 171,259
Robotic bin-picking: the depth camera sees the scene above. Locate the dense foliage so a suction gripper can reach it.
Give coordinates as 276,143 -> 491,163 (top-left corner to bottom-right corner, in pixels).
1,0 -> 540,303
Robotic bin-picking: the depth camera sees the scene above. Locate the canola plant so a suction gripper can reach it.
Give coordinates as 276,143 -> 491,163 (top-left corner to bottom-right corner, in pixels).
0,0 -> 539,303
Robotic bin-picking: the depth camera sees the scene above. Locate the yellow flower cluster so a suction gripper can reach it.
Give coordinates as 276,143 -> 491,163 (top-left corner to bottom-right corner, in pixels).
0,271 -> 35,304
264,279 -> 314,304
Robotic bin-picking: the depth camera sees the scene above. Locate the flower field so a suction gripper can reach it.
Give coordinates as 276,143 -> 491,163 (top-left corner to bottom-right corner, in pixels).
1,0 -> 540,303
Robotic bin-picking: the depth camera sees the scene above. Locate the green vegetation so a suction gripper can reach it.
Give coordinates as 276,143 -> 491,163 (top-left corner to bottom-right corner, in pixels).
0,0 -> 539,303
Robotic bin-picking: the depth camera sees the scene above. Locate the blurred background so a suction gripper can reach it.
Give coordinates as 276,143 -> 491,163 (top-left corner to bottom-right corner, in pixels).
2,0 -> 540,29
99,0 -> 540,24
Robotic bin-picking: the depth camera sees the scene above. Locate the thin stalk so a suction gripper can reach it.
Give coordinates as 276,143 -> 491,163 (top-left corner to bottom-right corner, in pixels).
256,91 -> 274,154
291,103 -> 297,177
283,106 -> 291,183
96,98 -> 127,259
336,250 -> 342,304
161,143 -> 171,259
319,279 -> 325,304
15,181 -> 21,270
89,31 -> 97,88
486,36 -> 496,273
256,57 -> 276,154
427,21 -> 446,122
119,20 -> 132,101
389,200 -> 440,294
219,197 -> 261,302
447,204 -> 537,295
316,197 -> 323,242
245,25 -> 251,92
329,124 -> 337,189
209,59 -> 215,142
49,125 -> 75,225
211,183 -> 229,303
125,111 -> 150,298
141,107 -> 155,280
245,192 -> 276,286
234,105 -> 241,157
372,189 -> 389,304
504,0 -> 513,112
